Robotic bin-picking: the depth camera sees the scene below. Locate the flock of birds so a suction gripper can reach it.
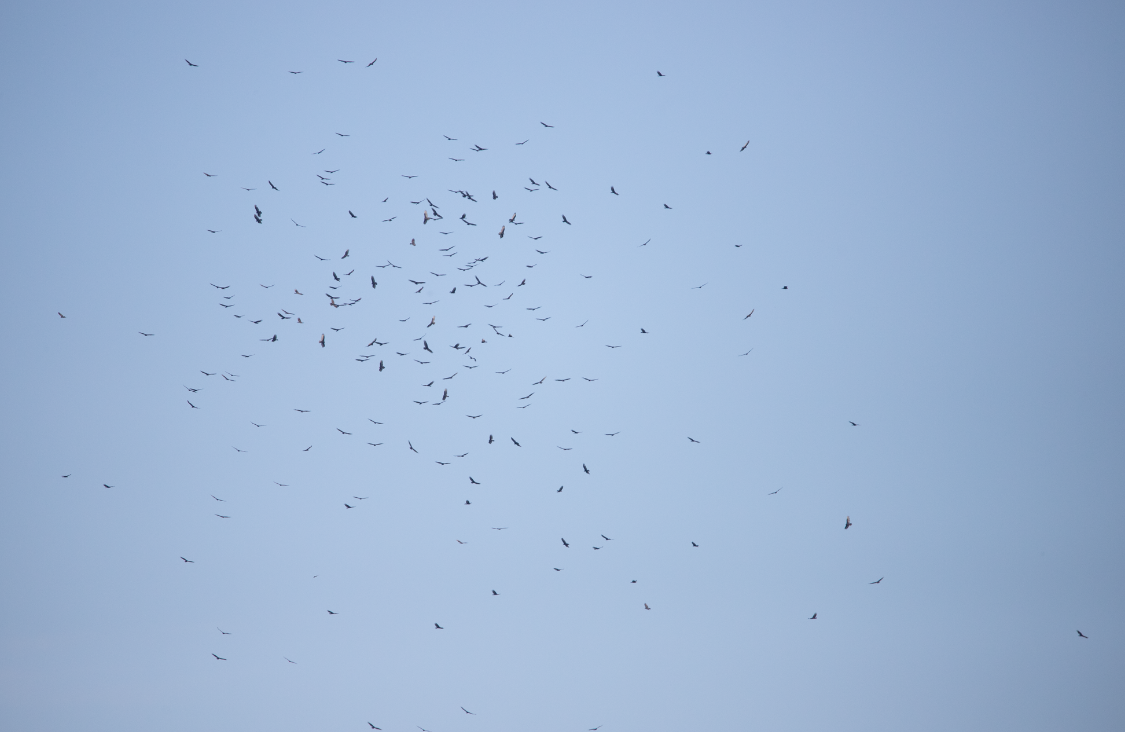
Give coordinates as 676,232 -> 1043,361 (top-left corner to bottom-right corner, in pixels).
58,56 -> 1092,731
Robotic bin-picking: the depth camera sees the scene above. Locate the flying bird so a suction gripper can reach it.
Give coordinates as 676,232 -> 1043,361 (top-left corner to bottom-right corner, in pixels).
1077,630 -> 1088,638
809,613 -> 817,620
561,538 -> 569,548
845,516 -> 853,529
870,577 -> 884,584
185,59 -> 198,67
212,654 -> 226,660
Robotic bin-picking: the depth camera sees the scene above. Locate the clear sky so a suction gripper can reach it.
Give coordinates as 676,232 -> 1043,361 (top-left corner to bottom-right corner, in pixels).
1,1 -> 1123,730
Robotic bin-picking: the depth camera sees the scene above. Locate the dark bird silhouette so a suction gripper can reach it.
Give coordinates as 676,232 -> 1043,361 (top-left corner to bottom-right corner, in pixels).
741,140 -> 751,151
845,516 -> 853,529
687,437 -> 699,443
344,504 -> 354,509
767,487 -> 783,495
338,59 -> 353,63
557,486 -> 564,492
583,464 -> 590,474
327,610 -> 338,614
180,557 -> 194,563
657,70 -> 665,76
562,214 -> 571,225
849,421 -> 859,426
541,122 -> 554,127
409,441 -> 418,453
187,401 -> 199,409
809,613 -> 817,620
511,437 -> 521,447
268,180 -> 278,190
870,577 -> 883,584
744,310 -> 755,319
1077,630 -> 1088,638
692,542 -> 699,547
217,627 -> 230,634
185,59 -> 198,67
434,623 -> 443,629
462,707 -> 476,714
469,477 -> 480,485
367,58 -> 377,66
561,538 -> 569,548
212,654 -> 226,660
349,211 -> 357,218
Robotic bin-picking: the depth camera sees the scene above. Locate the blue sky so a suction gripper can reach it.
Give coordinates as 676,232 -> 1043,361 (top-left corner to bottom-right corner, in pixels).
1,1 -> 1123,730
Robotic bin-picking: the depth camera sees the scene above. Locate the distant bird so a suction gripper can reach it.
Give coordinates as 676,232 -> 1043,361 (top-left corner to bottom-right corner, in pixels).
1077,630 -> 1088,638
692,542 -> 699,547
562,214 -> 571,225
187,401 -> 199,409
870,577 -> 883,584
541,122 -> 554,127
217,627 -> 230,634
58,312 -> 65,318
767,487 -> 783,495
809,613 -> 817,620
408,441 -> 418,453
180,557 -> 194,563
212,654 -> 226,660
557,486 -> 564,492
462,707 -> 476,714
561,538 -> 569,548
367,58 -> 377,66
469,477 -> 480,485
744,310 -> 754,319
583,464 -> 590,474
338,59 -> 353,63
741,140 -> 751,151
644,603 -> 651,610
319,334 -> 325,347
849,421 -> 859,426
601,535 -> 612,541
845,516 -> 853,529
687,437 -> 699,443
344,504 -> 354,509
434,623 -> 443,629
269,180 -> 278,191
185,59 -> 198,67
611,186 -> 618,195
349,211 -> 357,218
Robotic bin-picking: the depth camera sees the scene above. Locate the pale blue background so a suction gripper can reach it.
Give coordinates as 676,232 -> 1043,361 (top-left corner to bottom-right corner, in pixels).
1,1 -> 1123,730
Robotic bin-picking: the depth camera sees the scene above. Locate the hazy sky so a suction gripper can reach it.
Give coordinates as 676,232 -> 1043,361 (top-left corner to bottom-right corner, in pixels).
2,1 -> 1123,731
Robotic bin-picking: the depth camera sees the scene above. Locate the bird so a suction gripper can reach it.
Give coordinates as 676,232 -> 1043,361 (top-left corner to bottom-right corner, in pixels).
692,542 -> 699,547
1077,630 -> 1089,638
462,707 -> 476,714
767,487 -> 783,495
561,538 -> 569,547
849,421 -> 859,426
541,122 -> 554,127
687,437 -> 700,443
809,613 -> 817,620
367,58 -> 377,66
601,535 -> 612,541
180,557 -> 194,563
644,603 -> 651,610
562,214 -> 571,225
744,310 -> 755,319
469,477 -> 480,485
187,401 -> 199,409
185,59 -> 198,67
870,577 -> 884,584
741,140 -> 751,151
58,312 -> 65,318
349,211 -> 357,218
583,464 -> 590,474
212,654 -> 226,660
657,70 -> 665,76
344,504 -> 354,509
217,627 -> 230,634
845,516 -> 853,529
434,623 -> 443,629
